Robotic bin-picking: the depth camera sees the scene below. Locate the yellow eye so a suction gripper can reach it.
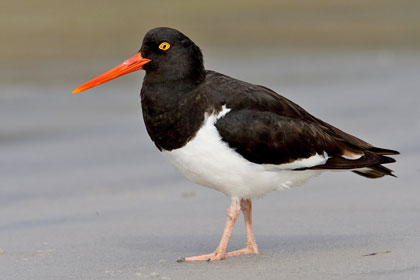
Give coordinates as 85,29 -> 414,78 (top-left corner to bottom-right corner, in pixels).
159,42 -> 171,51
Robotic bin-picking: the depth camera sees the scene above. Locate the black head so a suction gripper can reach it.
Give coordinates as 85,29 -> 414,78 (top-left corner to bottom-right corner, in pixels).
140,27 -> 205,84
72,27 -> 204,93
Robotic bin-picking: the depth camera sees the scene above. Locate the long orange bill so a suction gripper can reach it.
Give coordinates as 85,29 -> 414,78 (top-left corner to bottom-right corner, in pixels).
72,52 -> 151,94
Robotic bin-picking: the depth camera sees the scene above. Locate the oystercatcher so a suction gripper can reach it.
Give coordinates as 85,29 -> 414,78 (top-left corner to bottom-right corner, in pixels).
73,27 -> 399,262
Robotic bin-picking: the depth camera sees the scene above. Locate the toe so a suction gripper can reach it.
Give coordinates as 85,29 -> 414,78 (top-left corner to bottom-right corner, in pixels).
184,253 -> 216,262
207,253 -> 226,262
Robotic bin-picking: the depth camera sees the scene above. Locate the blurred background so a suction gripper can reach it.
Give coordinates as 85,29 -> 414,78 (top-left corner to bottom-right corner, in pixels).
1,1 -> 420,279
1,0 -> 420,83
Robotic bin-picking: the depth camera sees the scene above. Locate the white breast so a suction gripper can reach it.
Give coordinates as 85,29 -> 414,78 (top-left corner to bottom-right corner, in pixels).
161,106 -> 323,199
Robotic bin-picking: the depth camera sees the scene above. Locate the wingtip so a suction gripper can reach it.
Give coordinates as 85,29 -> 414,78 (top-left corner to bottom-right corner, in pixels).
370,147 -> 400,155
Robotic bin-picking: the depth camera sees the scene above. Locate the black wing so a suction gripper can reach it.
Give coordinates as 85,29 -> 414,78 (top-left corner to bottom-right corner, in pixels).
202,70 -> 398,177
215,109 -> 398,178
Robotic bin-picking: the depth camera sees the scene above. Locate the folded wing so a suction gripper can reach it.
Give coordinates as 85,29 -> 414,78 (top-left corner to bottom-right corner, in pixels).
215,109 -> 398,178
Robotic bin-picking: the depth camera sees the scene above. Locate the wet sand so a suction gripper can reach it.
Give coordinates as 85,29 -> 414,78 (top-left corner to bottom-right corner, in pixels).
1,50 -> 420,279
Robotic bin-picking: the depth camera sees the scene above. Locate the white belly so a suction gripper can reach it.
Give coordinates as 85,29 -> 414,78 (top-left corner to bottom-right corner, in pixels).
161,107 -> 323,199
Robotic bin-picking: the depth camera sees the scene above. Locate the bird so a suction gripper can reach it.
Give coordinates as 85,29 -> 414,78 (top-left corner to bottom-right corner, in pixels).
72,27 -> 399,262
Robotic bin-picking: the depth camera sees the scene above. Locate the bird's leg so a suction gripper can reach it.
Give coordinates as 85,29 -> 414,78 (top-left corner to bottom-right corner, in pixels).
225,199 -> 259,257
182,199 -> 241,262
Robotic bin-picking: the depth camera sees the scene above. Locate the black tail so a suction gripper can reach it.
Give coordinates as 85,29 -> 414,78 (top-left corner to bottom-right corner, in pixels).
351,147 -> 399,179
312,146 -> 399,178
352,164 -> 396,179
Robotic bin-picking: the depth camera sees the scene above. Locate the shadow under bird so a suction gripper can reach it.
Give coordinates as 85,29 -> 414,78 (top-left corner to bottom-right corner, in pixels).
73,27 -> 399,262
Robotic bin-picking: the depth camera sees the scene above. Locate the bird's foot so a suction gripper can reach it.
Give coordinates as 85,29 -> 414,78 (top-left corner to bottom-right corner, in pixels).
225,245 -> 259,257
178,245 -> 259,262
179,250 -> 226,262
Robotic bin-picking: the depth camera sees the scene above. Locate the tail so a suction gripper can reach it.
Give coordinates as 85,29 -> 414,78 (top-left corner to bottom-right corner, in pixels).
352,147 -> 399,179
311,146 -> 399,179
352,164 -> 396,179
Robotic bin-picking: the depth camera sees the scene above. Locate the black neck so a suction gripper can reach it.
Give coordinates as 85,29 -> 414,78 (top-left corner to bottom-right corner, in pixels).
140,74 -> 208,151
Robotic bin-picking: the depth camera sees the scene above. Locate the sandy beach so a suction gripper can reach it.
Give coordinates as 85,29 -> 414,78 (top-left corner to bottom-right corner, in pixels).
1,49 -> 419,279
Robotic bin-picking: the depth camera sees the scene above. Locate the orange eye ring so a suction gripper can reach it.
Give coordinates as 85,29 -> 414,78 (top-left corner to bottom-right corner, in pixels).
159,42 -> 171,51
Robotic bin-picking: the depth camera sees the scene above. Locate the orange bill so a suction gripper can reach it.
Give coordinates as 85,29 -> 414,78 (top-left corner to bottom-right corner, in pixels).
72,52 -> 151,94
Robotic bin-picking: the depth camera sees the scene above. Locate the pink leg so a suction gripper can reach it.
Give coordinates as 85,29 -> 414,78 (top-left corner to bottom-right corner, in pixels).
225,199 -> 259,257
181,199 -> 241,262
179,199 -> 259,262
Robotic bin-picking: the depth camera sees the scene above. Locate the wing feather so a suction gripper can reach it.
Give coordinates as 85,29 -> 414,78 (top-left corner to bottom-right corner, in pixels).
215,109 -> 397,176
